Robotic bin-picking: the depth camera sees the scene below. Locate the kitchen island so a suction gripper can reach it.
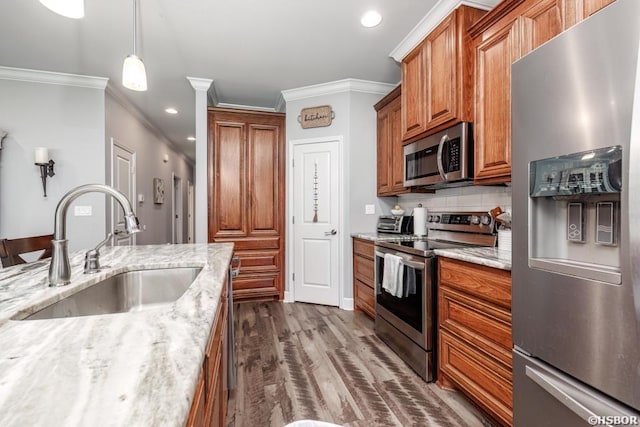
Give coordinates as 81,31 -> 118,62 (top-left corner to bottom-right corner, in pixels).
0,243 -> 233,427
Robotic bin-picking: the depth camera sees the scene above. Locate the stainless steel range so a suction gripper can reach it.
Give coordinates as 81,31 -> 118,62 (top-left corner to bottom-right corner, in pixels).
373,211 -> 496,381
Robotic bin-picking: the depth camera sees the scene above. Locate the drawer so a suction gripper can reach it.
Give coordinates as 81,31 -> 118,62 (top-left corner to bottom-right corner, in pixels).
214,237 -> 279,251
355,279 -> 375,319
354,254 -> 375,285
232,273 -> 280,300
440,330 -> 513,426
353,238 -> 374,259
439,286 -> 512,366
439,258 -> 511,309
234,250 -> 279,274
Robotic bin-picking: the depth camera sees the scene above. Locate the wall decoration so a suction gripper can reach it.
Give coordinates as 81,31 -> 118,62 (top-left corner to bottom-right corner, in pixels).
153,177 -> 165,204
298,105 -> 334,129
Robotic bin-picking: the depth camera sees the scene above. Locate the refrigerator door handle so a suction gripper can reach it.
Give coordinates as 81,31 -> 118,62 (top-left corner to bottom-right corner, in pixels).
526,366 -> 596,422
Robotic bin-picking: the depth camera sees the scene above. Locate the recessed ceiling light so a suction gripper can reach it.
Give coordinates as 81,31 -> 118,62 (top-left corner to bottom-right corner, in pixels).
165,107 -> 178,115
361,10 -> 382,28
187,136 -> 196,142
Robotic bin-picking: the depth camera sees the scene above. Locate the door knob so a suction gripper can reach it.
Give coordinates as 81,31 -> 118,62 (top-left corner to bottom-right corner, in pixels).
324,229 -> 337,236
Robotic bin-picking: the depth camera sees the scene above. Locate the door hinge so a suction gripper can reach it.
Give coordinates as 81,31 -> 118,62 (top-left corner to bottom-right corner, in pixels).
292,159 -> 295,167
292,216 -> 295,224
292,273 -> 295,281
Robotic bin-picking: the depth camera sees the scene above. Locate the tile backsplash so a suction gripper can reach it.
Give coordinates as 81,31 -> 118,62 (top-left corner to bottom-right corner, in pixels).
395,185 -> 512,214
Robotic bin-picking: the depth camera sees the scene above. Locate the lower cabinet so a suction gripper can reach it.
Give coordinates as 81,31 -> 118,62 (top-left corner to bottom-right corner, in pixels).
352,238 -> 375,319
437,257 -> 513,426
187,276 -> 229,427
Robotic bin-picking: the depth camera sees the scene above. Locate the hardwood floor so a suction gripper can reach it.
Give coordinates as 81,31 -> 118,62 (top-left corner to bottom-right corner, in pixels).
227,302 -> 485,427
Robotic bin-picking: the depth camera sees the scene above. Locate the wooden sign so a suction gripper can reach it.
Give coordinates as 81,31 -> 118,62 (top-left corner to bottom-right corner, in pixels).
298,105 -> 334,129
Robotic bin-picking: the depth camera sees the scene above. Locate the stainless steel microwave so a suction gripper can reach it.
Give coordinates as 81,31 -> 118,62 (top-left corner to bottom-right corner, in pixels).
403,122 -> 473,187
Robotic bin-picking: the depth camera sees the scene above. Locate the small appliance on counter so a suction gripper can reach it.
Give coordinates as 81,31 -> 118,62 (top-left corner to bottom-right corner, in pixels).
376,215 -> 414,234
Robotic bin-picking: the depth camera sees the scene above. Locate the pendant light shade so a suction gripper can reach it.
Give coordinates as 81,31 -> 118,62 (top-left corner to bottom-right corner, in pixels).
122,0 -> 148,91
122,54 -> 148,91
39,0 -> 84,19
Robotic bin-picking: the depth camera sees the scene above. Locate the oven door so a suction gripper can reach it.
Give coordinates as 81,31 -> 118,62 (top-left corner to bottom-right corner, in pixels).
374,247 -> 434,350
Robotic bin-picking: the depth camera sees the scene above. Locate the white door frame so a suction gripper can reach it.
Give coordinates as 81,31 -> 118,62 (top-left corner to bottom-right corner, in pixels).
286,135 -> 346,308
187,179 -> 195,243
171,172 -> 183,244
110,138 -> 137,245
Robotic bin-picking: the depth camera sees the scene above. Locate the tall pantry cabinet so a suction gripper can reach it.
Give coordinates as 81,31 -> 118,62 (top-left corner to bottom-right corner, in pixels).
207,108 -> 286,301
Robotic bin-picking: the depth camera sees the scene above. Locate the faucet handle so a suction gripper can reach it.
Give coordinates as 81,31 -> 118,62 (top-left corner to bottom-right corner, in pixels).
84,233 -> 112,274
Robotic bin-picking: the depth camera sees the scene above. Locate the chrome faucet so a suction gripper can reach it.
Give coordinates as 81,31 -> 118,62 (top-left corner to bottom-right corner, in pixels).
48,184 -> 141,286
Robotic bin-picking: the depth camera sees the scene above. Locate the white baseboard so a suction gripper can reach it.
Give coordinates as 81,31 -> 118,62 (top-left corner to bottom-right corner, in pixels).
283,291 -> 294,303
341,298 -> 354,311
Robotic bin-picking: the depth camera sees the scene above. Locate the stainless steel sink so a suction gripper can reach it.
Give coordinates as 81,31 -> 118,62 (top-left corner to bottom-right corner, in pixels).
23,267 -> 202,320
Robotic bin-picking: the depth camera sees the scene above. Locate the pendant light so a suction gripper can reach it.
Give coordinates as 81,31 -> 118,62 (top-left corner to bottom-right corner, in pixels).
39,0 -> 85,19
122,0 -> 148,91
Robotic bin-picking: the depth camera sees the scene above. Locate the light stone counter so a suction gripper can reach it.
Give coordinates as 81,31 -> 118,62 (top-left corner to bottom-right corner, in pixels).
433,247 -> 512,271
0,243 -> 233,427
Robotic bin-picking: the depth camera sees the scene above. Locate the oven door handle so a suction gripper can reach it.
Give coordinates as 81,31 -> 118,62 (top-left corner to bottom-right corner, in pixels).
375,250 -> 426,270
437,134 -> 448,180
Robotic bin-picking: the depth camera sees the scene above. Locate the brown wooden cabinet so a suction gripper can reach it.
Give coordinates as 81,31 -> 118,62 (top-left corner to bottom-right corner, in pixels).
187,274 -> 230,427
375,86 -> 415,196
208,108 -> 285,301
437,257 -> 512,426
471,0 -> 610,183
353,238 -> 375,319
401,6 -> 486,143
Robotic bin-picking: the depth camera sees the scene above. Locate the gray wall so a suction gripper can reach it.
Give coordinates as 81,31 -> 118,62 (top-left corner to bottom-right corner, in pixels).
285,89 -> 394,302
0,78 -> 106,252
105,91 -> 194,245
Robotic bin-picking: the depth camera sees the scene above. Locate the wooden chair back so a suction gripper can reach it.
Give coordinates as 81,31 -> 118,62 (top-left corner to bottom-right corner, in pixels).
0,234 -> 53,268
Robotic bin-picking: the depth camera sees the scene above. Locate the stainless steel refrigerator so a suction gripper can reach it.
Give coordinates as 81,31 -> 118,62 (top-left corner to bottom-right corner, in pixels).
512,0 -> 640,425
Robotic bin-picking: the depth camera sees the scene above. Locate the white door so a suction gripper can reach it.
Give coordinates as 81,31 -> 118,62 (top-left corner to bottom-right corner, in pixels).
187,180 -> 194,243
293,140 -> 341,306
172,174 -> 183,244
111,140 -> 136,246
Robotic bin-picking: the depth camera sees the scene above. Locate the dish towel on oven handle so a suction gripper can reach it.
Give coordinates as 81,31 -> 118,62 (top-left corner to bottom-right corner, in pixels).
404,267 -> 416,297
382,253 -> 405,298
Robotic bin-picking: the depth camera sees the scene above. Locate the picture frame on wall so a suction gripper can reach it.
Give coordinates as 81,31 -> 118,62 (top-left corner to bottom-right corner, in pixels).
153,178 -> 165,204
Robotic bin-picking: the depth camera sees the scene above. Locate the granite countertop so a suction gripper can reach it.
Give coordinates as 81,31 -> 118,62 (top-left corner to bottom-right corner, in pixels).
0,243 -> 233,427
433,247 -> 512,271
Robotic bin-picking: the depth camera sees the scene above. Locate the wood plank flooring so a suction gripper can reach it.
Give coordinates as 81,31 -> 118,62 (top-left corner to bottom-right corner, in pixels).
226,302 -> 485,427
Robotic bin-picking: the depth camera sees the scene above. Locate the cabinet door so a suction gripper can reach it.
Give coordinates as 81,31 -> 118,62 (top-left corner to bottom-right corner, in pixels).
425,12 -> 458,129
210,118 -> 246,239
389,97 -> 407,192
401,45 -> 427,141
376,107 -> 392,196
578,0 -> 615,19
247,123 -> 281,236
521,0 -> 566,56
475,17 -> 520,181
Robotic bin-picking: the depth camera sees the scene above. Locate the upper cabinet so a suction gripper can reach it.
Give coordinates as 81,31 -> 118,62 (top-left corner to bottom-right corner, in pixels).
376,87 -> 406,196
471,0 -> 613,184
401,6 -> 487,143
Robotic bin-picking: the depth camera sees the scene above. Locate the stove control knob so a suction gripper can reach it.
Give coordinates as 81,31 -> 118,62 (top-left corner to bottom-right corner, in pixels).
481,215 -> 492,226
470,215 -> 481,225
427,215 -> 433,222
434,215 -> 441,223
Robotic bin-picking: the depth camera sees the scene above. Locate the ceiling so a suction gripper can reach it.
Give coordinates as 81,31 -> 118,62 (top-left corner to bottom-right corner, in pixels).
0,0 -> 440,160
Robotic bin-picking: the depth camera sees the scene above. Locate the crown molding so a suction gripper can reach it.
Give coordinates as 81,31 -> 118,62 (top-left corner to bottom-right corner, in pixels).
0,66 -> 108,90
105,84 -> 193,165
281,78 -> 397,102
215,102 -> 277,113
274,93 -> 286,112
389,0 -> 499,62
186,76 -> 213,92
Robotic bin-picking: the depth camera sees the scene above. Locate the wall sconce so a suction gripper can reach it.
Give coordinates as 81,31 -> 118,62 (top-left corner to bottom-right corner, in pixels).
34,147 -> 55,197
